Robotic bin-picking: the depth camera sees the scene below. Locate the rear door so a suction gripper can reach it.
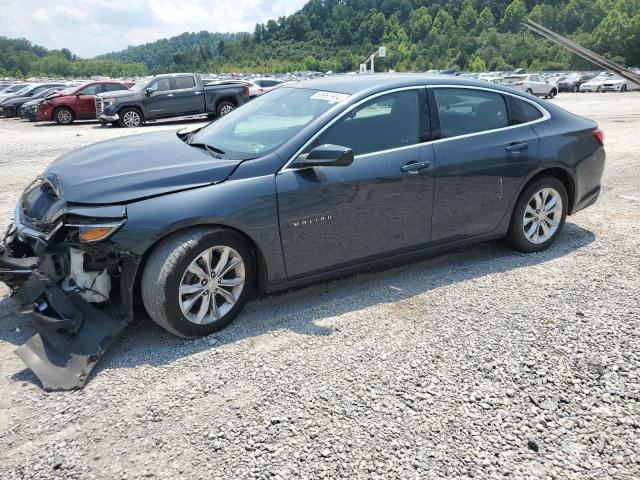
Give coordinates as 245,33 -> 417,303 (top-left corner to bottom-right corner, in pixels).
276,88 -> 435,278
171,75 -> 203,115
429,87 -> 541,242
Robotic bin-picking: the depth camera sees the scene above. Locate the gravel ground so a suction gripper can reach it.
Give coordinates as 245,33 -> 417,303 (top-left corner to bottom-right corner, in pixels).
0,93 -> 638,480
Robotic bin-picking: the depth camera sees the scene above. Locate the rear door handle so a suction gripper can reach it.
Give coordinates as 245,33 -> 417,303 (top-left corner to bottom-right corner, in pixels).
401,161 -> 430,174
506,142 -> 529,152
166,93 -> 174,97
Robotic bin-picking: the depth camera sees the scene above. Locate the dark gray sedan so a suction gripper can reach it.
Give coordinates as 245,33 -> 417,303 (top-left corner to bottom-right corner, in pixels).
0,75 -> 605,389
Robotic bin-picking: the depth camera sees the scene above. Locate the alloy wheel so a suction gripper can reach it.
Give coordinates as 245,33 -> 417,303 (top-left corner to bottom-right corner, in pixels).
57,109 -> 72,124
123,110 -> 141,127
522,188 -> 563,244
220,105 -> 234,116
178,246 -> 245,325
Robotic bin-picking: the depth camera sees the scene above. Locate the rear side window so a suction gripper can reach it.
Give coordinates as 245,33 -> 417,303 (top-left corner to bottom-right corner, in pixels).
518,99 -> 544,122
508,97 -> 544,125
434,88 -> 508,138
313,90 -> 420,156
175,76 -> 196,89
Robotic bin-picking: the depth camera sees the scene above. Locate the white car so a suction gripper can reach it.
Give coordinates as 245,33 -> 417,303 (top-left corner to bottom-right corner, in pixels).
601,75 -> 639,92
501,74 -> 558,98
579,75 -> 613,92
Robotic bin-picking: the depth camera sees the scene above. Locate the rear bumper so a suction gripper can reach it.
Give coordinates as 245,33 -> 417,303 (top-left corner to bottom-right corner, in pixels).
0,222 -> 136,390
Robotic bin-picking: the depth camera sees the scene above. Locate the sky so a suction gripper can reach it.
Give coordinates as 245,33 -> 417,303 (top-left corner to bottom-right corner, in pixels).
0,0 -> 308,58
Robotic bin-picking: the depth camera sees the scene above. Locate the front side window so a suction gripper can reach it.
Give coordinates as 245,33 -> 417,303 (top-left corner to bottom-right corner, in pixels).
78,84 -> 101,96
434,88 -> 508,138
312,90 -> 420,156
148,78 -> 171,93
175,76 -> 196,89
103,83 -> 127,92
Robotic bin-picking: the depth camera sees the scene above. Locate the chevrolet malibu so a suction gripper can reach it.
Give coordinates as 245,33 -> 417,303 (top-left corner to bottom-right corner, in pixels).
0,75 -> 605,390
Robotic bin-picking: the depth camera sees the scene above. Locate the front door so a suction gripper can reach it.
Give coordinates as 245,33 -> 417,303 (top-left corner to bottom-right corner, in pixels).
145,77 -> 175,118
276,89 -> 435,279
75,84 -> 103,118
429,87 -> 540,242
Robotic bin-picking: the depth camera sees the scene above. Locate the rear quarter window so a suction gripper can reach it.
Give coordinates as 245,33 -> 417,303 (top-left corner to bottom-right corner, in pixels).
175,76 -> 196,89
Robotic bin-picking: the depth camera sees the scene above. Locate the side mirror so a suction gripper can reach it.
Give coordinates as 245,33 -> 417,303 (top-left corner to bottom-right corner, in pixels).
292,144 -> 354,168
145,88 -> 153,96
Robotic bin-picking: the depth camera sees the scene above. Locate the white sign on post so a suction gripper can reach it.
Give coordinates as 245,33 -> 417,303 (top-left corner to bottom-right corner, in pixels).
378,46 -> 386,58
360,63 -> 367,73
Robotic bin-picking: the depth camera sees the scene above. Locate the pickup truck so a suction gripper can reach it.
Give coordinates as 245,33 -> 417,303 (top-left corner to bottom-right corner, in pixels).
96,73 -> 250,127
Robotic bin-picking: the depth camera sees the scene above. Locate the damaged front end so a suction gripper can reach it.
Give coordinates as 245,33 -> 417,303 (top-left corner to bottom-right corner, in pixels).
1,177 -> 140,390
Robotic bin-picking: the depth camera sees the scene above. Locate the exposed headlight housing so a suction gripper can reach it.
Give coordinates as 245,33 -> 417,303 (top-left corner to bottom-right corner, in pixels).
103,98 -> 116,107
66,220 -> 126,243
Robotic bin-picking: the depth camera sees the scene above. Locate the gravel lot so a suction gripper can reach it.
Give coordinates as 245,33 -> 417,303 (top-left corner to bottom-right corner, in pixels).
0,93 -> 639,480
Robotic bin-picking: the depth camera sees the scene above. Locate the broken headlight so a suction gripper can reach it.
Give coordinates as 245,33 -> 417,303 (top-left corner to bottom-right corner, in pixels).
64,205 -> 127,243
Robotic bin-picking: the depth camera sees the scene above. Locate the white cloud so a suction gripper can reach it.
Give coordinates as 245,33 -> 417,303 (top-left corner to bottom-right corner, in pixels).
0,0 -> 307,57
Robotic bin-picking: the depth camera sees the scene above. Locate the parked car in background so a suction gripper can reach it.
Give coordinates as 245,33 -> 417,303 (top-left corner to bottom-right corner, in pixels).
36,80 -> 132,124
601,74 -> 639,92
95,73 -> 250,127
253,78 -> 285,93
579,74 -> 613,92
18,86 -> 77,120
0,83 -> 30,99
0,75 -> 605,390
501,74 -> 558,98
0,83 -> 67,117
557,73 -> 595,92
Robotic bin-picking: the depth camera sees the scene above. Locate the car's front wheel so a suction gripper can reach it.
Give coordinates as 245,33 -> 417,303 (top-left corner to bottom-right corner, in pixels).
142,227 -> 254,338
506,177 -> 568,253
119,107 -> 143,128
217,101 -> 236,117
54,107 -> 74,125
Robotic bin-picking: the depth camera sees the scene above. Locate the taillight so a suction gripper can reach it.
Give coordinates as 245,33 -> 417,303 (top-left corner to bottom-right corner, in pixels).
592,128 -> 604,146
245,86 -> 250,97
515,81 -> 524,86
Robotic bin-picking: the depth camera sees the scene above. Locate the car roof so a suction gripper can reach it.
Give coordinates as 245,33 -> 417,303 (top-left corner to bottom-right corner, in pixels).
288,73 -> 530,97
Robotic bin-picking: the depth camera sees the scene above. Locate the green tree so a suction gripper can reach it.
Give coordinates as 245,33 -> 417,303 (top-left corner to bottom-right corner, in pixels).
431,10 -> 455,36
408,7 -> 432,42
501,0 -> 527,32
468,53 -> 487,71
458,6 -> 477,32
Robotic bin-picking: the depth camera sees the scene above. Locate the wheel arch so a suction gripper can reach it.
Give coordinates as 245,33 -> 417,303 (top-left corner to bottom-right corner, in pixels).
118,104 -> 145,120
519,166 -> 577,215
132,222 -> 270,304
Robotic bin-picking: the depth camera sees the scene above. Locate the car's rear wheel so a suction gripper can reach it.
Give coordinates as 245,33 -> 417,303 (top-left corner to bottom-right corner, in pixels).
506,177 -> 568,253
119,107 -> 143,128
53,107 -> 74,125
142,227 -> 254,338
621,85 -> 627,92
572,85 -> 578,93
217,101 -> 235,117
526,88 -> 533,95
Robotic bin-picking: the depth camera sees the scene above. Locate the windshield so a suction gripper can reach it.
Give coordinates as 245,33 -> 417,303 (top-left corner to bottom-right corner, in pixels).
190,87 -> 346,160
130,77 -> 154,93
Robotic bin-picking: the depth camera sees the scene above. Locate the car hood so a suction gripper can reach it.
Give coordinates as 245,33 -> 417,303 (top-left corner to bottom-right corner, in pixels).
1,95 -> 30,105
44,130 -> 242,204
97,90 -> 137,100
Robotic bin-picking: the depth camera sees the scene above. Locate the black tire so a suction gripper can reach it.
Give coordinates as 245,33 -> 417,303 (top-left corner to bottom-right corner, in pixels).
596,86 -> 601,93
525,88 -> 533,95
621,85 -> 627,92
550,88 -> 557,98
572,84 -> 578,93
118,107 -> 143,128
505,176 -> 568,253
53,107 -> 74,125
141,227 -> 255,338
216,101 -> 236,117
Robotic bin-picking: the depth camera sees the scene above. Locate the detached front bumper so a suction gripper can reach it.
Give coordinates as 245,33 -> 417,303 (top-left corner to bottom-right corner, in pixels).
98,113 -> 119,123
1,220 -> 134,391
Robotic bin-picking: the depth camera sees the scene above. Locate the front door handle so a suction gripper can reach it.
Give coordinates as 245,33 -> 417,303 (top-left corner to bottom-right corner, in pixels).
401,161 -> 430,174
166,93 -> 174,97
506,142 -> 529,152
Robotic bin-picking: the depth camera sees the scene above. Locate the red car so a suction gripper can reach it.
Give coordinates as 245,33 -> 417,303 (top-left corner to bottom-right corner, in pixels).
37,80 -> 133,124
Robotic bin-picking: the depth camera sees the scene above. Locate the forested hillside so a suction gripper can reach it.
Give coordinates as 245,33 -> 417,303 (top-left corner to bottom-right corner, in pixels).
3,0 -> 639,77
97,31 -> 244,70
103,0 -> 640,74
0,37 -> 147,78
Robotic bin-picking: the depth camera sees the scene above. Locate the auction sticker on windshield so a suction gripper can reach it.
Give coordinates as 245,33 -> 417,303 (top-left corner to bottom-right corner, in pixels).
310,91 -> 350,103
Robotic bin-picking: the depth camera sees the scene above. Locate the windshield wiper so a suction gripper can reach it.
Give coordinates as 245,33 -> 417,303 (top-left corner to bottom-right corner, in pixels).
188,142 -> 226,159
